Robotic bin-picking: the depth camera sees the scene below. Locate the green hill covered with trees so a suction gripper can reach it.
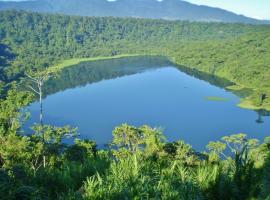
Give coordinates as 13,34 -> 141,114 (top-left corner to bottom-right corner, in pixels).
1,0 -> 268,24
0,11 -> 269,109
0,10 -> 270,199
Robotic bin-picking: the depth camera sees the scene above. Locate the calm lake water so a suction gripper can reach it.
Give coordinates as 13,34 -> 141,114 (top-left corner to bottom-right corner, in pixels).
25,56 -> 270,150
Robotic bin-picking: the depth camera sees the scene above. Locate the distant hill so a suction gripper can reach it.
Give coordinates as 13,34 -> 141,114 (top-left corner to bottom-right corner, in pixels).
0,0 -> 269,24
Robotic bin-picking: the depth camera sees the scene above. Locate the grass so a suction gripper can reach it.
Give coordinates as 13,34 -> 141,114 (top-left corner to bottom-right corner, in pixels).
238,99 -> 270,111
206,96 -> 230,102
227,85 -> 270,111
226,84 -> 246,91
51,54 -> 144,72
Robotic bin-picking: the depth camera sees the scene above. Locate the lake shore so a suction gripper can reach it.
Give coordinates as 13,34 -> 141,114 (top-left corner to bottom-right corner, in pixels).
53,54 -> 146,71
226,85 -> 270,111
52,54 -> 270,112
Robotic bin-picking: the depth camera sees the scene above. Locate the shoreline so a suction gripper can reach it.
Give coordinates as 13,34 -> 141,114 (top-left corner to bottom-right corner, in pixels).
49,54 -> 270,112
52,54 -> 147,71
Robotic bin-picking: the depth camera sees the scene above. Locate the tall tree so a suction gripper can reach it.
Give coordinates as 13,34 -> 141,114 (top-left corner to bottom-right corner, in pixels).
25,69 -> 54,167
25,69 -> 53,127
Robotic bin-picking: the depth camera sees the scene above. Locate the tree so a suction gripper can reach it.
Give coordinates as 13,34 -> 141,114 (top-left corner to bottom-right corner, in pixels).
25,69 -> 53,127
265,136 -> 270,149
31,124 -> 77,168
218,134 -> 260,199
207,141 -> 227,159
112,124 -> 166,155
112,124 -> 144,153
0,133 -> 30,169
65,139 -> 97,162
0,83 -> 33,136
222,133 -> 259,156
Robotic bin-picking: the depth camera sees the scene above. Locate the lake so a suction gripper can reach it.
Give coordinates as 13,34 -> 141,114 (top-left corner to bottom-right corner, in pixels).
25,56 -> 270,150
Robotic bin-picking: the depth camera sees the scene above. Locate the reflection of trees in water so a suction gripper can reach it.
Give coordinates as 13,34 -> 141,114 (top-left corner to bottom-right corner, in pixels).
176,65 -> 253,98
43,56 -> 171,96
44,56 -> 249,97
176,65 -> 233,89
41,55 -> 270,118
256,109 -> 270,123
176,65 -> 270,117
256,114 -> 264,124
257,109 -> 270,117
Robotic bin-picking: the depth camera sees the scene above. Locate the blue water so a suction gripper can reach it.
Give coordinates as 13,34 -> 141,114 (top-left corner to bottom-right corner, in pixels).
26,57 -> 270,150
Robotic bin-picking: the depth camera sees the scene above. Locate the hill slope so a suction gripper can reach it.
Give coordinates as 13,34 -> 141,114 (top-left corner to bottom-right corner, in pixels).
0,0 -> 267,24
0,10 -> 270,109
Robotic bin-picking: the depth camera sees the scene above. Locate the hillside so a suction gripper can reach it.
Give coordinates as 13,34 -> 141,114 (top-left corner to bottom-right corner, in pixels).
0,0 -> 268,24
0,10 -> 269,109
0,9 -> 270,200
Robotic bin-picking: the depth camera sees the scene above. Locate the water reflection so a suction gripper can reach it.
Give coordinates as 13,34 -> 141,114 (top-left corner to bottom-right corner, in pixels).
256,109 -> 270,123
25,56 -> 270,150
43,56 -> 171,97
43,56 -> 270,119
175,64 -> 270,120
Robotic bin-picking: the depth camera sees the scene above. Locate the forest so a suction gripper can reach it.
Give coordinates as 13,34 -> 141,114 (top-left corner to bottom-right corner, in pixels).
0,10 -> 270,199
0,10 -> 270,109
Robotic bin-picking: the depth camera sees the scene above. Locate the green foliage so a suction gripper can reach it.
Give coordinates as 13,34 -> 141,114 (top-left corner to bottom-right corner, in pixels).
0,133 -> 30,169
1,105 -> 270,200
0,10 -> 270,199
112,124 -> 165,158
13,186 -> 42,200
264,136 -> 270,149
207,141 -> 226,155
0,10 -> 269,110
0,10 -> 269,109
0,83 -> 33,135
65,139 -> 97,162
260,154 -> 270,199
0,169 -> 13,199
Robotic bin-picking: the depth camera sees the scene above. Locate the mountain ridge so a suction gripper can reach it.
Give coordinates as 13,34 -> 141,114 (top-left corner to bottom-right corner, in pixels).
0,0 -> 269,24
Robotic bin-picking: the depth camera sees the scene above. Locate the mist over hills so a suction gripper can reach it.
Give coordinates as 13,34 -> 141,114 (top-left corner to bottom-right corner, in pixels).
0,0 -> 268,24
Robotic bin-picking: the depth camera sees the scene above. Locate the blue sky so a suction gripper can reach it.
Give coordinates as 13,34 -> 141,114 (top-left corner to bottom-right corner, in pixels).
185,0 -> 270,20
1,0 -> 270,20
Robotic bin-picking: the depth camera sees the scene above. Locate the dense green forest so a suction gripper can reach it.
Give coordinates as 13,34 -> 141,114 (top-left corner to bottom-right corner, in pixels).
0,10 -> 270,199
0,10 -> 270,109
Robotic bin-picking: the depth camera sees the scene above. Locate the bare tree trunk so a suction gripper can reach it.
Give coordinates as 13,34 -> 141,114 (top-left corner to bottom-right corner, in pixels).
38,83 -> 46,168
39,85 -> 43,127
43,155 -> 46,168
26,71 -> 51,169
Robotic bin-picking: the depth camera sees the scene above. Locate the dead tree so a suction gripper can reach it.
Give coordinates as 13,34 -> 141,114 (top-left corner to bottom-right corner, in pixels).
25,70 -> 53,168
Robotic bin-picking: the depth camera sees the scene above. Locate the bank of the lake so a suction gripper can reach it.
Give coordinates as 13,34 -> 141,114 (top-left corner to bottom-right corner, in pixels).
26,56 -> 270,150
53,54 -> 146,71
50,55 -> 270,111
226,85 -> 270,111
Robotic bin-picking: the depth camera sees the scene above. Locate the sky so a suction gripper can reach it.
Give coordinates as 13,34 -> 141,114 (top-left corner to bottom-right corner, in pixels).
184,0 -> 270,20
0,0 -> 270,20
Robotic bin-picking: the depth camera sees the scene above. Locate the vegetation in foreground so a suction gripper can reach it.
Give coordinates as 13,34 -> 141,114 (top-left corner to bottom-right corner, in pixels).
0,85 -> 270,200
0,10 -> 270,199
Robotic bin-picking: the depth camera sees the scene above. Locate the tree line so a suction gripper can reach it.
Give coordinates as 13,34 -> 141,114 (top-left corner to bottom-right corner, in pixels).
0,10 -> 269,109
0,10 -> 270,199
